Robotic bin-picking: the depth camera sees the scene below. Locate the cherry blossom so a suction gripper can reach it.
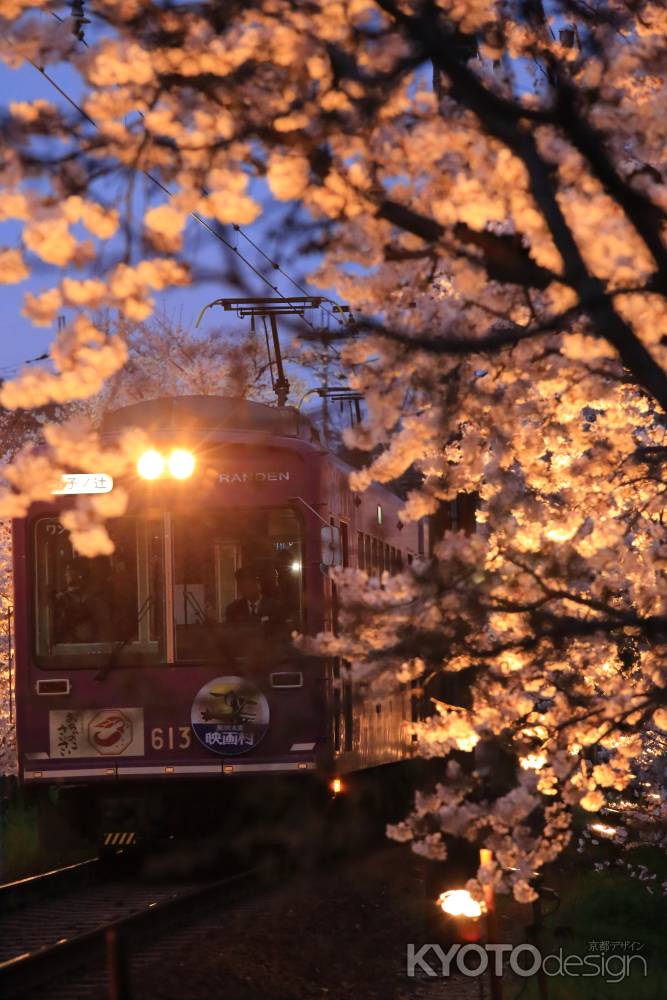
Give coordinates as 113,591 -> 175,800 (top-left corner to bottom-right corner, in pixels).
0,0 -> 665,895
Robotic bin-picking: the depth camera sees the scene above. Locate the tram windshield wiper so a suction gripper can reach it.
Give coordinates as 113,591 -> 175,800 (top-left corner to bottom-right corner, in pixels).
95,596 -> 154,682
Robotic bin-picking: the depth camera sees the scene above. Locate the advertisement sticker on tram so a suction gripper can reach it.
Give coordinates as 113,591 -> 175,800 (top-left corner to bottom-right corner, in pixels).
49,708 -> 145,757
191,676 -> 270,755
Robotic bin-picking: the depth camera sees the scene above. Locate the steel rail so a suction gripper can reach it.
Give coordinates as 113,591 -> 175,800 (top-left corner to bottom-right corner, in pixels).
0,868 -> 255,998
0,857 -> 100,913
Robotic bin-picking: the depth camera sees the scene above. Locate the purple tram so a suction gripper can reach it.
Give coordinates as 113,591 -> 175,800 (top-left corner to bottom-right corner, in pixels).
13,396 -> 426,839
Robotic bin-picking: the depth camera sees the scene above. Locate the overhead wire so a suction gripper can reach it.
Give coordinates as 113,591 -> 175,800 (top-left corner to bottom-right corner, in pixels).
233,225 -> 346,329
0,352 -> 50,375
6,5 -> 352,408
27,13 -> 347,334
47,6 -> 345,329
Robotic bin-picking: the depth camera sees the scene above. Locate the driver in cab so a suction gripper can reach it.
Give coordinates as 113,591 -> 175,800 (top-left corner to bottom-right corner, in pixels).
225,565 -> 283,629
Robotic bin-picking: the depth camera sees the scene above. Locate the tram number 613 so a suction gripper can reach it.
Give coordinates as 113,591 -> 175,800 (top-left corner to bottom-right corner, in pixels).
151,726 -> 192,750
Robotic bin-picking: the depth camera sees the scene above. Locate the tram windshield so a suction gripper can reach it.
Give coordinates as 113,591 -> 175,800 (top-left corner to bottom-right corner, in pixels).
33,507 -> 303,666
34,516 -> 165,665
173,507 -> 303,662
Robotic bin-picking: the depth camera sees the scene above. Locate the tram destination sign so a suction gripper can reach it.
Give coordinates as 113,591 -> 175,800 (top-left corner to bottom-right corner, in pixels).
52,473 -> 113,495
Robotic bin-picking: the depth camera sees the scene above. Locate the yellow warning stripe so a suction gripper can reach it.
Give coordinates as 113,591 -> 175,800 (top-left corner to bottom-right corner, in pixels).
103,832 -> 136,846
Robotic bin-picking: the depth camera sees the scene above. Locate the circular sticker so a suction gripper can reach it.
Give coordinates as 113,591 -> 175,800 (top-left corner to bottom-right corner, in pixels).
191,676 -> 269,756
88,710 -> 132,755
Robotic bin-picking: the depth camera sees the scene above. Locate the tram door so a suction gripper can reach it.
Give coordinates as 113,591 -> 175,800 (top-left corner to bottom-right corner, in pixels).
333,659 -> 353,754
331,521 -> 353,754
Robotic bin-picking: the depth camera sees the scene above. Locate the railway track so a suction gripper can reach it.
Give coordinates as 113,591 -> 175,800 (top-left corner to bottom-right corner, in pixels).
0,867 -> 255,999
0,857 -> 101,914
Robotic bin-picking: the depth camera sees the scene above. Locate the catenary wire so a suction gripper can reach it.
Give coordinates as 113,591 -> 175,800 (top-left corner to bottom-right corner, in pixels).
0,353 -> 51,375
232,226 -> 346,328
47,6 -> 345,329
27,38 -> 346,333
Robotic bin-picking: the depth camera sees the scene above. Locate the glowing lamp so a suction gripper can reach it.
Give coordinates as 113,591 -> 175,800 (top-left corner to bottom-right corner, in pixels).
168,449 -> 195,480
589,822 -> 619,839
331,777 -> 343,795
137,450 -> 164,480
437,889 -> 485,920
290,560 -> 302,573
519,753 -> 547,771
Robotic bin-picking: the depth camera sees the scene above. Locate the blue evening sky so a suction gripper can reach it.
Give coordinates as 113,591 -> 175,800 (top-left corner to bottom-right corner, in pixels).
0,37 -> 327,379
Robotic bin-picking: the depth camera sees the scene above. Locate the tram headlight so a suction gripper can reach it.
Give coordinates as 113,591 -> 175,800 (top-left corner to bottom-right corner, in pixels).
168,449 -> 195,480
137,449 -> 165,480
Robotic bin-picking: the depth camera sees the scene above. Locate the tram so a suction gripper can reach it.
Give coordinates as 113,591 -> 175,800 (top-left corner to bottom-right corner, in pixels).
12,393 -> 427,837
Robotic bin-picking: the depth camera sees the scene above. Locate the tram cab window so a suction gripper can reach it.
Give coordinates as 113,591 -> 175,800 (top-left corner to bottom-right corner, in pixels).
34,517 -> 164,666
340,522 -> 349,568
172,507 -> 303,663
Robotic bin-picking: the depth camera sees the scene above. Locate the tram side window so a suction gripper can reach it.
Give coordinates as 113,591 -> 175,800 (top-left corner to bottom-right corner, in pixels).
364,534 -> 372,572
34,517 -> 164,665
172,507 -> 303,662
340,521 -> 349,568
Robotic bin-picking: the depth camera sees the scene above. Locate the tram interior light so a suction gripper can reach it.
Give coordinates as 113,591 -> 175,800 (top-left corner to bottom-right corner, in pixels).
137,449 -> 165,480
168,449 -> 195,479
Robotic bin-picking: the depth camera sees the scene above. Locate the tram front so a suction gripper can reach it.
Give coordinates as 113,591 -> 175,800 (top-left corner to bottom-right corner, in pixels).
15,397 -> 333,794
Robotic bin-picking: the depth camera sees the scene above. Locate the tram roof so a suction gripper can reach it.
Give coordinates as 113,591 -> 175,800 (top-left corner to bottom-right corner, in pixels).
102,395 -> 319,442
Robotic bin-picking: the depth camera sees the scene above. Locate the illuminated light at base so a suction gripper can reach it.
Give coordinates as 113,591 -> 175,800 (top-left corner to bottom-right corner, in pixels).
290,560 -> 302,573
545,525 -> 578,543
519,753 -> 547,771
589,822 -> 621,838
137,449 -> 165,480
614,799 -> 639,810
437,889 -> 485,919
168,449 -> 195,479
331,777 -> 343,795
